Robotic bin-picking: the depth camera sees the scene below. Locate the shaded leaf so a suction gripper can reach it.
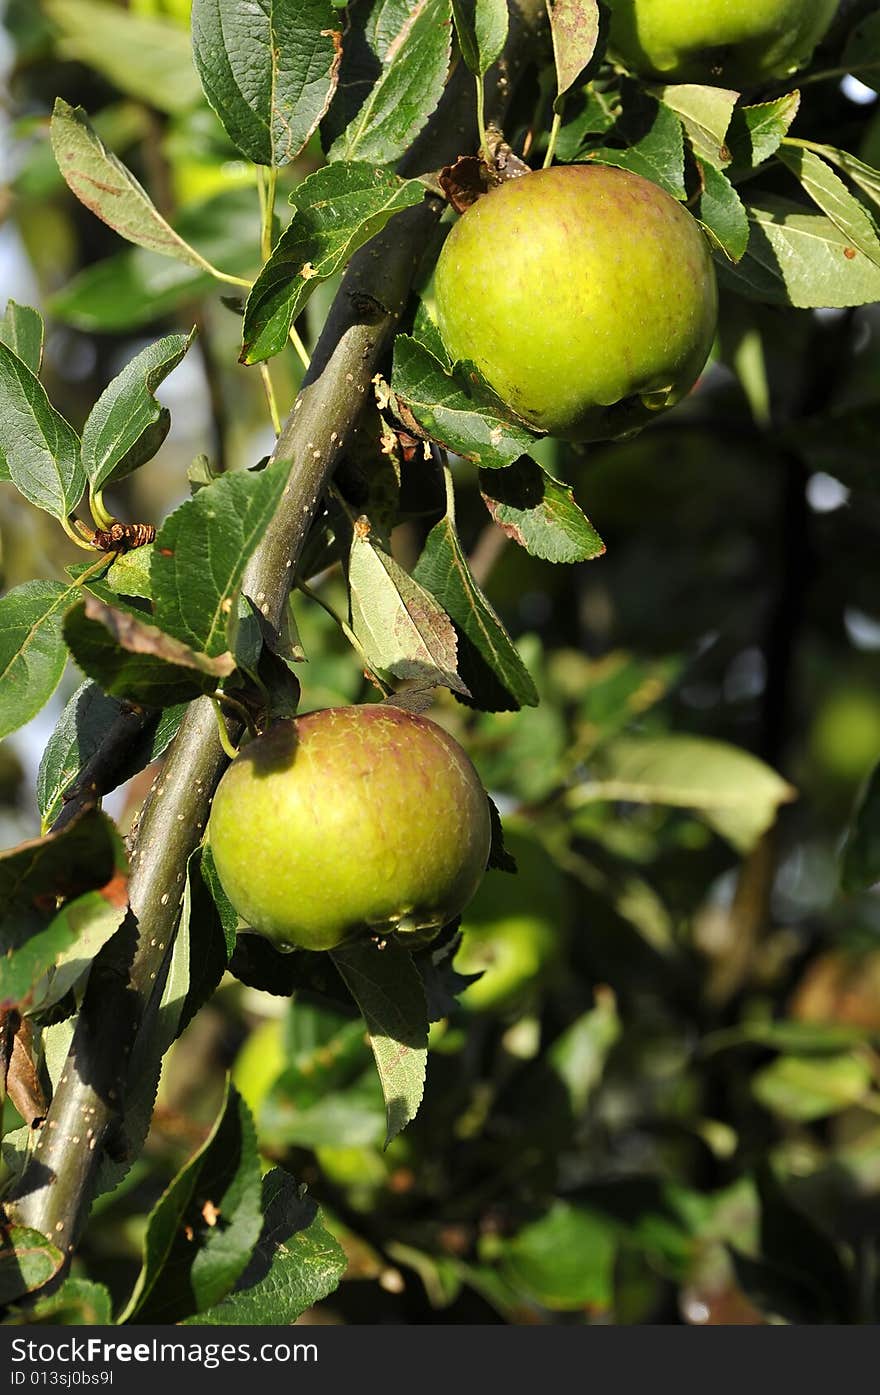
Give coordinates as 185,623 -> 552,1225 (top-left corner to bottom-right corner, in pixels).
186,1169 -> 346,1324
778,145 -> 880,269
696,160 -> 749,262
719,196 -> 880,308
0,1229 -> 65,1306
120,1080 -> 263,1323
347,518 -> 466,693
726,92 -> 800,172
332,937 -> 428,1146
413,512 -> 538,711
3,1277 -> 113,1326
658,83 -> 738,166
37,683 -> 184,831
64,596 -> 234,706
391,336 -> 539,469
479,457 -> 605,563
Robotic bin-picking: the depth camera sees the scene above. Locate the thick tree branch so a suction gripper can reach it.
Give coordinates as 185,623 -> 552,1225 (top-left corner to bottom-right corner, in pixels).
8,0 -> 544,1255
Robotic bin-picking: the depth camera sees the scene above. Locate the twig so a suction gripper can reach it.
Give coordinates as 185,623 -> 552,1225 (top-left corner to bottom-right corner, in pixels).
7,0 -> 546,1255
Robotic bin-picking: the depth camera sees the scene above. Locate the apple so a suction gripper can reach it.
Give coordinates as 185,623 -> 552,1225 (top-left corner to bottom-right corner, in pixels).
208,705 -> 492,952
606,0 -> 839,88
433,165 -> 717,442
454,825 -> 566,1012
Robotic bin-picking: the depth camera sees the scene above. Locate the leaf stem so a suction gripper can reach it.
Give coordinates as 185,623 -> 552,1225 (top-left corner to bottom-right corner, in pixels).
259,362 -> 282,436
260,165 -> 278,264
62,516 -> 99,552
543,110 -> 562,169
298,579 -> 391,696
210,697 -> 241,760
289,324 -> 311,371
212,689 -> 259,739
72,553 -> 116,587
89,486 -> 115,532
475,75 -> 488,156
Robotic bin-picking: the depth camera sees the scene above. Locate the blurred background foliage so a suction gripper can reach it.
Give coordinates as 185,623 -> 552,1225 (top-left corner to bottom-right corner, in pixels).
4,0 -> 880,1325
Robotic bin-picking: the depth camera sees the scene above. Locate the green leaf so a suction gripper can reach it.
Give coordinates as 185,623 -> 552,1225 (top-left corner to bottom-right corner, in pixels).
82,331 -> 196,494
242,163 -> 424,364
0,1229 -> 65,1306
0,299 -> 43,374
719,196 -> 880,308
752,1054 -> 873,1122
106,544 -> 154,600
0,344 -> 83,519
0,807 -> 120,927
176,848 -> 236,1035
658,83 -> 738,166
200,841 -> 240,943
546,0 -> 599,100
191,0 -> 341,167
347,519 -> 467,694
500,1201 -> 616,1311
151,458 -> 292,657
841,762 -> 880,895
391,336 -> 539,469
331,938 -> 429,1146
589,88 -> 686,201
574,734 -> 796,853
3,1277 -> 113,1326
413,512 -> 539,711
120,1081 -> 263,1323
43,0 -> 202,114
726,92 -> 800,172
185,1169 -> 346,1324
778,144 -> 880,269
451,0 -> 508,77
37,682 -> 184,831
0,581 -> 71,740
51,99 -> 215,272
328,0 -> 453,165
812,145 -> 880,223
50,187 -> 260,333
697,160 -> 749,262
64,596 -> 235,706
0,872 -> 128,1016
478,457 -> 605,563
548,988 -> 620,1114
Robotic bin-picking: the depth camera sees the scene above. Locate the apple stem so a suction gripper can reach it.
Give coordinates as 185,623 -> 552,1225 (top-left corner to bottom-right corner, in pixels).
543,111 -> 561,169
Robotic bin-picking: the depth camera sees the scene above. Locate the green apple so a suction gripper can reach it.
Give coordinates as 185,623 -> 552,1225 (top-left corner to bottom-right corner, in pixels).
606,0 -> 839,87
454,826 -> 565,1012
208,705 -> 492,952
434,165 -> 717,442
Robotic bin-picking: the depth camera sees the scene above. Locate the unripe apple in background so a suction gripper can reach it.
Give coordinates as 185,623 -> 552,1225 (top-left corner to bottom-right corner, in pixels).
605,0 -> 839,88
434,166 -> 717,443
454,825 -> 566,1013
208,705 -> 492,952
